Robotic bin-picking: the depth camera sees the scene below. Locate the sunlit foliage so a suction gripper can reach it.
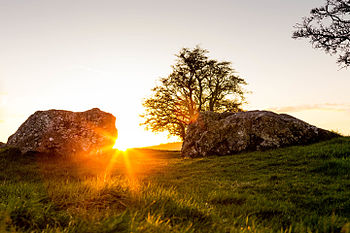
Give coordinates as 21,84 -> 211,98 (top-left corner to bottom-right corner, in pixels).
141,46 -> 247,140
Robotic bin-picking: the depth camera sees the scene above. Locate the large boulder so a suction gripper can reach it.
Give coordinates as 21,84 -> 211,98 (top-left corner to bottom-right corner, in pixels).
7,108 -> 117,155
181,110 -> 338,157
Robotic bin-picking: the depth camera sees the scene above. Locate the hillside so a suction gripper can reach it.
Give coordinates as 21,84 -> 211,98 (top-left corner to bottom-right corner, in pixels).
142,142 -> 182,151
0,137 -> 350,232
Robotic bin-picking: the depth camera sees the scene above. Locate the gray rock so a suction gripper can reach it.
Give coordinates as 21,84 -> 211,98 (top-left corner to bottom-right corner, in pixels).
0,142 -> 5,148
181,110 -> 338,157
7,108 -> 118,156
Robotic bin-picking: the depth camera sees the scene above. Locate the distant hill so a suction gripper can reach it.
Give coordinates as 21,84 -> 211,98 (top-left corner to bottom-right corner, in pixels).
142,142 -> 182,151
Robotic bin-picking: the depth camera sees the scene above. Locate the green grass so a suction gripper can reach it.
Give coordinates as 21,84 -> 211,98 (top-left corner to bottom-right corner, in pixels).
1,137 -> 350,232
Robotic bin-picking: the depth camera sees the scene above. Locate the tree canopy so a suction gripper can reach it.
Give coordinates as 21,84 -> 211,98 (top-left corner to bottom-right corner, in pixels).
293,0 -> 350,67
141,46 -> 247,140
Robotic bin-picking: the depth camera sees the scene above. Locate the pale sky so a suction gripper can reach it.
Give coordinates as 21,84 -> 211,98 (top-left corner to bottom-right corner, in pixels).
1,0 -> 349,148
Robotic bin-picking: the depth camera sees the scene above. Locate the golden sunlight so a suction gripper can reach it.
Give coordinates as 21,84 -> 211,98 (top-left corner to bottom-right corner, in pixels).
113,140 -> 129,151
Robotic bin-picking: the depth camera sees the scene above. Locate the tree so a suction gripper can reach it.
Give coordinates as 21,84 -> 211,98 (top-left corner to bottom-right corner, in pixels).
293,0 -> 350,67
141,46 -> 247,140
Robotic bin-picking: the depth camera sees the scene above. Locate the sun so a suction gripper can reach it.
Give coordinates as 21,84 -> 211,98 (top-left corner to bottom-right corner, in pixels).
113,140 -> 129,151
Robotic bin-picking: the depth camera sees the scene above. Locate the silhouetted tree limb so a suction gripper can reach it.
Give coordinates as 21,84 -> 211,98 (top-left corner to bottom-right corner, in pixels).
141,46 -> 247,140
293,0 -> 350,67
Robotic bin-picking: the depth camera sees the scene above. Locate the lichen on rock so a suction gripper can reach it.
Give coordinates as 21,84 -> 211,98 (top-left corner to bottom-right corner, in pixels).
7,108 -> 118,156
181,110 -> 338,157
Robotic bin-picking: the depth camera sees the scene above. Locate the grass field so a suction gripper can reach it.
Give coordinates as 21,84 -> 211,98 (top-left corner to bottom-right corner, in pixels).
1,137 -> 350,232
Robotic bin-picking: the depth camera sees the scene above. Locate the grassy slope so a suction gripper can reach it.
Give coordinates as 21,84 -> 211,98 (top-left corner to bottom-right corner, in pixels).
1,137 -> 350,232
